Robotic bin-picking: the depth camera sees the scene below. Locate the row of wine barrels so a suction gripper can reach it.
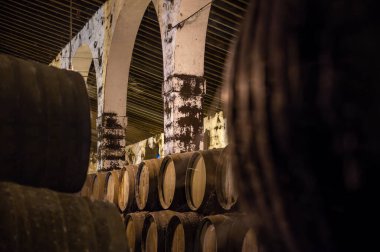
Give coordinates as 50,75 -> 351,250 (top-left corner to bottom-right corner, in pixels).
0,182 -> 127,251
118,165 -> 138,212
0,54 -> 91,193
158,147 -> 238,212
87,146 -> 238,213
122,211 -> 257,252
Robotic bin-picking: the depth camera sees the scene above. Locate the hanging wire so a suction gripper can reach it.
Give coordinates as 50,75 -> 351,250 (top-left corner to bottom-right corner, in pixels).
68,0 -> 73,69
169,0 -> 215,31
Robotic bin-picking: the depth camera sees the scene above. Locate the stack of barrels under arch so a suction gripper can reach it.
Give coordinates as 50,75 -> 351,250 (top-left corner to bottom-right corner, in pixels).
0,54 -> 127,251
82,146 -> 260,252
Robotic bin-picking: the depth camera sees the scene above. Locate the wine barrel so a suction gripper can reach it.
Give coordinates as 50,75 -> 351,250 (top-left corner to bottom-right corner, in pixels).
165,212 -> 202,252
135,158 -> 163,210
141,210 -> 177,252
241,229 -> 259,252
91,172 -> 107,201
0,54 -> 90,193
118,165 -> 138,212
215,146 -> 239,210
185,149 -> 223,213
124,212 -> 149,252
80,173 -> 96,197
0,182 -> 127,251
104,169 -> 123,205
195,214 -> 255,252
224,1 -> 379,251
158,152 -> 193,210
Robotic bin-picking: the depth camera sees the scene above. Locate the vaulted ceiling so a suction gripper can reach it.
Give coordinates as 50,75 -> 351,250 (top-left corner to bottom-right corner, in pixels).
0,0 -> 250,146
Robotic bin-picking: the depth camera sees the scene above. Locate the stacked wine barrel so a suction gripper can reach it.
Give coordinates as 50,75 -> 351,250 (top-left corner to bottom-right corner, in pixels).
0,54 -> 127,251
84,146 -> 260,252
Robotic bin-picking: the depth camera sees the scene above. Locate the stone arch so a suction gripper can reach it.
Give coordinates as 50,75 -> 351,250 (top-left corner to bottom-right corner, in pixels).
99,0 -> 164,170
104,0 -> 162,116
72,44 -> 93,84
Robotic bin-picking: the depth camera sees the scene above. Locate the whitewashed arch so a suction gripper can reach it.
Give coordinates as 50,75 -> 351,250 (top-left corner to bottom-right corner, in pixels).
104,0 -> 163,116
72,44 -> 94,84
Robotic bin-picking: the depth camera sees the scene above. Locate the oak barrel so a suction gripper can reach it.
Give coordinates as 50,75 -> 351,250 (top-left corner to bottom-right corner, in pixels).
91,172 -> 107,201
195,214 -> 254,252
141,210 -> 177,252
158,152 -> 193,210
0,182 -> 127,251
0,54 -> 90,193
165,212 -> 202,252
118,165 -> 138,212
104,169 -> 122,205
135,158 -> 163,210
124,212 -> 149,252
224,1 -> 380,251
215,146 -> 238,210
185,149 -> 223,213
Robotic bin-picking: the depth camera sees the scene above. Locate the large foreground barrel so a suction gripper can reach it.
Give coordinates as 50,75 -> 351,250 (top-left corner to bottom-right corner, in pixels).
195,214 -> 257,252
0,182 -> 127,251
142,210 -> 177,252
0,54 -> 90,193
166,212 -> 202,252
225,1 -> 379,251
118,165 -> 138,212
185,149 -> 223,213
124,212 -> 149,252
158,152 -> 193,210
135,159 -> 163,210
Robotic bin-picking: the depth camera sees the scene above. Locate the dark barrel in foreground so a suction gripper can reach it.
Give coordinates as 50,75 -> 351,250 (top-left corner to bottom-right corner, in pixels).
0,182 -> 127,251
0,54 -> 90,193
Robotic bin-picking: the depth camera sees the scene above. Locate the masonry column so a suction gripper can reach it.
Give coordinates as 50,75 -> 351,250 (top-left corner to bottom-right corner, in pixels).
97,113 -> 127,171
163,74 -> 206,155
